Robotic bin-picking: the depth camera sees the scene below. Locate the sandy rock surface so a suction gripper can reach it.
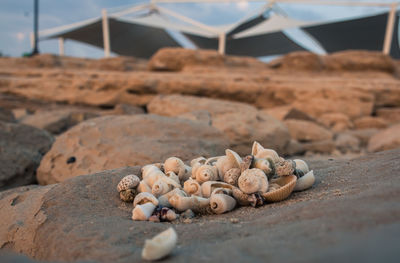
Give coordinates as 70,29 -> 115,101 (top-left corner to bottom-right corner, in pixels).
0,121 -> 53,190
367,124 -> 400,152
37,114 -> 229,184
0,149 -> 399,262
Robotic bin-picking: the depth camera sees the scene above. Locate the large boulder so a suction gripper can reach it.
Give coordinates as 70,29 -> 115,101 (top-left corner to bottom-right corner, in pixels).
147,95 -> 290,155
367,124 -> 400,152
148,48 -> 267,71
36,114 -> 228,184
284,119 -> 333,142
0,121 -> 54,190
1,150 -> 399,262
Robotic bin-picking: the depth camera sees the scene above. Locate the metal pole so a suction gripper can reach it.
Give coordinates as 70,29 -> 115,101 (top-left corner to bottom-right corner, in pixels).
58,38 -> 65,56
32,0 -> 39,55
102,8 -> 111,58
218,33 -> 226,54
383,3 -> 398,55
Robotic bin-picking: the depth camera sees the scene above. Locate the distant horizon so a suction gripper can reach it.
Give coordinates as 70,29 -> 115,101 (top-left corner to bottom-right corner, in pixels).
0,0 -> 398,59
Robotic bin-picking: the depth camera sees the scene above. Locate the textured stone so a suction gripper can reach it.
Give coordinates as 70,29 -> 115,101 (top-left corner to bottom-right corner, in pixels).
335,133 -> 361,153
284,119 -> 333,142
368,124 -> 400,152
353,116 -> 388,130
0,121 -> 54,190
376,107 -> 400,124
36,114 -> 228,184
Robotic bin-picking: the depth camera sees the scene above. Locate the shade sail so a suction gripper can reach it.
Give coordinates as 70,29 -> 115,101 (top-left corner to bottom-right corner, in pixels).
302,12 -> 400,58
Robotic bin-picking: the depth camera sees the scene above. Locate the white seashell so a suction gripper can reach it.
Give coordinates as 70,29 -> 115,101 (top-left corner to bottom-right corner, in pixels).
133,192 -> 159,207
132,202 -> 156,221
238,168 -> 269,194
211,187 -> 232,196
252,158 -> 274,179
165,171 -> 180,185
151,176 -> 182,197
251,141 -> 280,163
201,181 -> 233,198
192,164 -> 219,184
183,178 -> 202,196
205,156 -> 222,166
143,170 -> 165,188
210,194 -> 236,214
142,227 -> 177,261
168,194 -> 209,212
117,174 -> 140,192
294,170 -> 315,191
215,149 -> 242,180
190,156 -> 206,167
137,181 -> 152,193
142,164 -> 162,178
223,168 -> 241,186
158,188 -> 187,208
294,159 -> 309,175
164,157 -> 191,181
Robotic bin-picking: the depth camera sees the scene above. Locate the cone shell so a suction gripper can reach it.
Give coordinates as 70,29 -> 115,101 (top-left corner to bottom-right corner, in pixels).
117,174 -> 140,192
262,175 -> 297,202
142,227 -> 178,261
201,181 -> 233,198
132,202 -> 156,221
294,170 -> 315,192
183,178 -> 202,196
210,194 -> 236,214
238,168 -> 269,194
193,164 -> 219,184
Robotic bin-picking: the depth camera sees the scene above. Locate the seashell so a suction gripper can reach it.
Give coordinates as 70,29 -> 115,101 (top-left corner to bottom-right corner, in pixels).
238,168 -> 269,194
211,187 -> 232,196
117,174 -> 140,192
152,176 -> 182,197
294,159 -> 309,176
158,188 -> 187,208
252,158 -> 275,180
133,192 -> 159,207
164,157 -> 191,182
137,181 -> 152,193
152,206 -> 179,222
205,156 -> 222,166
142,164 -> 162,178
192,164 -> 219,184
223,168 -> 241,186
142,227 -> 178,261
190,156 -> 206,167
119,188 -> 138,202
240,155 -> 254,173
132,202 -> 156,221
262,175 -> 297,203
210,194 -> 236,214
294,170 -> 315,192
165,171 -> 181,185
201,181 -> 233,198
143,169 -> 165,188
275,159 -> 296,177
169,194 -> 209,212
215,149 -> 242,180
251,141 -> 280,163
231,187 -> 262,207
183,178 -> 202,196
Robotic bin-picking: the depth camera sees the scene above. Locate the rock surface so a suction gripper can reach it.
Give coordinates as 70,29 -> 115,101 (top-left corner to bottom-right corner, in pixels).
148,95 -> 290,155
36,114 -> 228,184
0,149 -> 399,262
284,119 -> 333,142
0,107 -> 15,122
367,124 -> 400,152
0,121 -> 54,190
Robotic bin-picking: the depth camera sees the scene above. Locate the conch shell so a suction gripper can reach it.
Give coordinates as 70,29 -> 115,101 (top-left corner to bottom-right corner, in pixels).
201,181 -> 233,198
294,170 -> 315,192
164,157 -> 191,182
238,168 -> 269,194
183,178 -> 202,196
210,194 -> 236,214
142,227 -> 177,261
251,141 -> 280,164
192,164 -> 219,184
169,194 -> 210,212
262,175 -> 297,202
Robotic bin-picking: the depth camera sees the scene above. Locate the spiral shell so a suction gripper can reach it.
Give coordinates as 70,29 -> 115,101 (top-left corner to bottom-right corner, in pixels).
183,178 -> 202,196
238,168 -> 269,194
210,194 -> 236,214
151,176 -> 180,197
193,164 -> 219,184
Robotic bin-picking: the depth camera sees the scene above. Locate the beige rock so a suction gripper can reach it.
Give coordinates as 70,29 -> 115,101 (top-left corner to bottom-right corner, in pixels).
375,107 -> 400,124
148,95 -> 290,155
268,51 -> 323,71
283,108 -> 316,122
284,119 -> 333,142
318,113 -> 353,132
37,115 -> 228,184
367,124 -> 400,152
344,129 -> 379,147
302,140 -> 336,154
335,133 -> 360,153
353,116 -> 388,130
260,106 -> 291,121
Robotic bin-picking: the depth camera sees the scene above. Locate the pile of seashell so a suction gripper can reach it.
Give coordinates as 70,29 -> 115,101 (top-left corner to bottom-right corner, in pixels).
117,141 -> 315,222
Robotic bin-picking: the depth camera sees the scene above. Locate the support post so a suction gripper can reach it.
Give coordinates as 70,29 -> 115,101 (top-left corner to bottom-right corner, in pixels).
383,3 -> 397,55
218,33 -> 226,55
102,8 -> 111,58
58,38 -> 65,56
32,0 -> 39,55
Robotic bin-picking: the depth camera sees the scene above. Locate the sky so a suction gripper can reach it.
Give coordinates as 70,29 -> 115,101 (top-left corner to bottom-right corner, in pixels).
0,0 -> 397,58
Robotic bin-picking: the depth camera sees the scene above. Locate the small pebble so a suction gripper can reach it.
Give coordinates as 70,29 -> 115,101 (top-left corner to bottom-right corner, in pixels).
230,218 -> 239,224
